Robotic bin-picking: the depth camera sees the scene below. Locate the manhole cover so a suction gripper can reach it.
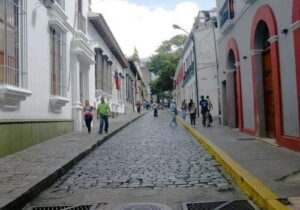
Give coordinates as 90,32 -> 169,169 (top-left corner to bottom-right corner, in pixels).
182,200 -> 256,210
112,203 -> 172,210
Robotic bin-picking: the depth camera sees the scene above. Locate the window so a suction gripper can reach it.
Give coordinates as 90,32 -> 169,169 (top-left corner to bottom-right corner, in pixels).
50,27 -> 66,96
228,0 -> 234,19
0,0 -> 24,87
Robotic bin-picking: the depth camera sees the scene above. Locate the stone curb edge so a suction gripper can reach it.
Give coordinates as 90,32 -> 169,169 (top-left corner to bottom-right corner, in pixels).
2,112 -> 149,210
176,117 -> 288,210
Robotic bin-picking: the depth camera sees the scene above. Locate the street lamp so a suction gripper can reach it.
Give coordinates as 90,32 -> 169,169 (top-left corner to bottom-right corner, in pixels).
173,24 -> 200,117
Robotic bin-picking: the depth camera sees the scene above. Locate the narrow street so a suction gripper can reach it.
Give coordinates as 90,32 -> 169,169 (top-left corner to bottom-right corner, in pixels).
25,111 -> 251,209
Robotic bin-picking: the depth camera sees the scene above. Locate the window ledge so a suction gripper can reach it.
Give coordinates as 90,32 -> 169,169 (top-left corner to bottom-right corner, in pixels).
50,95 -> 69,113
220,19 -> 235,35
72,31 -> 95,64
49,19 -> 69,33
50,2 -> 68,22
0,85 -> 32,111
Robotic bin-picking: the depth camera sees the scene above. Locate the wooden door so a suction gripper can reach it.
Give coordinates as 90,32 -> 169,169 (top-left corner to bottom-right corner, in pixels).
234,71 -> 239,128
262,49 -> 275,138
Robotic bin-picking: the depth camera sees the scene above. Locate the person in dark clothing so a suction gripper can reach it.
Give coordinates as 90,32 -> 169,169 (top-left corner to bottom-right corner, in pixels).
199,95 -> 210,127
190,102 -> 197,127
188,99 -> 193,112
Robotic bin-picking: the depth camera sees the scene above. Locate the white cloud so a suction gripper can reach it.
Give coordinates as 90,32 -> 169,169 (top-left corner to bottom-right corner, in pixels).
91,0 -> 200,58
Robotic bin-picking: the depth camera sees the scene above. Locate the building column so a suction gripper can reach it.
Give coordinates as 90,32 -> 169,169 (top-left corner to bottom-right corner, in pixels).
72,57 -> 83,131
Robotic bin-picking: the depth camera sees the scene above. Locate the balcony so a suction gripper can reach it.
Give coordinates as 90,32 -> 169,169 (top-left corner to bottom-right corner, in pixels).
77,12 -> 87,34
182,62 -> 195,87
219,0 -> 235,34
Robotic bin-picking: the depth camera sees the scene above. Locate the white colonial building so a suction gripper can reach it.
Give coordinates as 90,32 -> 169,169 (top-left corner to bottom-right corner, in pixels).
216,0 -> 300,151
175,10 -> 219,116
0,0 -> 136,157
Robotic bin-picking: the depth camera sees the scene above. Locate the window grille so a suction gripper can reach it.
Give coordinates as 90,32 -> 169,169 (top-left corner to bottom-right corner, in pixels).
0,0 -> 27,88
50,27 -> 67,97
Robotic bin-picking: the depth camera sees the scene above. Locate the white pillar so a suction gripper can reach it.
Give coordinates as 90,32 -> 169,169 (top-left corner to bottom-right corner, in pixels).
72,57 -> 83,131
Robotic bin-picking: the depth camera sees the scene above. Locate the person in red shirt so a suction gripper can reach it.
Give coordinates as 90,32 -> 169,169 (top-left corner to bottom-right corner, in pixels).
136,101 -> 142,114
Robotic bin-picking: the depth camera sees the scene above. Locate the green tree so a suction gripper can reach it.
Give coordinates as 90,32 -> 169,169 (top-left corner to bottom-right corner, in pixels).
148,34 -> 187,96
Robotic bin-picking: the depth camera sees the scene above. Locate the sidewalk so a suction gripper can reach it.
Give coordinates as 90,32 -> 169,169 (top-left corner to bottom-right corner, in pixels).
0,111 -> 147,210
179,115 -> 300,206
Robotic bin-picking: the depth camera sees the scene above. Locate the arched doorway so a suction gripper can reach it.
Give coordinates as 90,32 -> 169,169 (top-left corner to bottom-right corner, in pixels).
226,39 -> 243,131
255,21 -> 275,138
250,5 -> 283,139
227,50 -> 239,128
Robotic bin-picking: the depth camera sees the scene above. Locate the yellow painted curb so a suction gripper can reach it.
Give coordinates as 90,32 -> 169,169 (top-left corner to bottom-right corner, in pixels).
177,117 -> 288,210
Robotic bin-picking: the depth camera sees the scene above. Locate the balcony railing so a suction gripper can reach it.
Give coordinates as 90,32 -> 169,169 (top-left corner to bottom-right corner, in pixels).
77,12 -> 86,34
219,0 -> 235,28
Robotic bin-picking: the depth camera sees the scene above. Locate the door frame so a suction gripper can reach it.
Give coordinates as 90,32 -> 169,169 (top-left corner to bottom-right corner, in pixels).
261,48 -> 275,138
250,5 -> 283,140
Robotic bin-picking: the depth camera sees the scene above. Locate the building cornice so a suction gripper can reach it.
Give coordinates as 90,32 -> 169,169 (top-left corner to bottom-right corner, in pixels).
88,13 -> 129,68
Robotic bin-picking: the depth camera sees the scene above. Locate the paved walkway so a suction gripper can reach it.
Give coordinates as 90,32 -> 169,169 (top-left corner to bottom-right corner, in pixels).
0,111 -> 146,210
181,114 -> 300,199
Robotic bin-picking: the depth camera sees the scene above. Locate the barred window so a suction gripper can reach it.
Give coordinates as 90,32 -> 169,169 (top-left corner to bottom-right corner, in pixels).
0,0 -> 26,87
50,27 -> 66,96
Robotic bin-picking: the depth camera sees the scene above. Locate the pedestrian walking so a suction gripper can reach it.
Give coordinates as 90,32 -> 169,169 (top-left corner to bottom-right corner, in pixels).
83,100 -> 94,134
153,102 -> 158,117
97,97 -> 110,134
181,99 -> 187,120
188,99 -> 193,112
136,101 -> 142,114
199,95 -> 210,127
206,96 -> 213,124
169,100 -> 178,127
190,102 -> 197,127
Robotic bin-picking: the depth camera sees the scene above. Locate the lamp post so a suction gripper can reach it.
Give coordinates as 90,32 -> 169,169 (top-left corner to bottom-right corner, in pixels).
173,24 -> 200,117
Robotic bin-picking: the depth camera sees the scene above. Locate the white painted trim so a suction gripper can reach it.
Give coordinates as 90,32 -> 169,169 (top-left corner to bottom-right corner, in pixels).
49,95 -> 69,113
268,35 -> 279,44
250,49 -> 263,56
49,19 -> 69,33
50,2 -> 68,22
0,85 -> 32,111
290,20 -> 300,31
235,62 -> 241,67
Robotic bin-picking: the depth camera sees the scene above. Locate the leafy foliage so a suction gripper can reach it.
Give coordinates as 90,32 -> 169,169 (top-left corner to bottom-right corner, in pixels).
148,34 -> 187,96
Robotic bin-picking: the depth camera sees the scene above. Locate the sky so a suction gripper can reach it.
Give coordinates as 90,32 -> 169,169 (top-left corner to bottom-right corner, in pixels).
91,0 -> 216,58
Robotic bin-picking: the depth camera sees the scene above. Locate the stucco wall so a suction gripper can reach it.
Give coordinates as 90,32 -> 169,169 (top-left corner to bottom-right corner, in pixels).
217,0 -> 299,136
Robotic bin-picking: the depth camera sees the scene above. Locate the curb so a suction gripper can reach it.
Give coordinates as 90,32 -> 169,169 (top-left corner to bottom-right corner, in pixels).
177,117 -> 288,210
2,112 -> 148,210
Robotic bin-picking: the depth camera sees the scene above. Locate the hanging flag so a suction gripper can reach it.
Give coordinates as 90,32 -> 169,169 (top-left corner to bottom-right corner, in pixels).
114,71 -> 120,90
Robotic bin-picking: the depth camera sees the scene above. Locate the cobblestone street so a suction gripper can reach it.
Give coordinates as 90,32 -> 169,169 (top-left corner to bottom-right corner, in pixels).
26,111 -> 249,209
52,111 -> 230,191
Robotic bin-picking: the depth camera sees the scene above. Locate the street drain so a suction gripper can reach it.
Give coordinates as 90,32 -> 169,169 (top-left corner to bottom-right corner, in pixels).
111,202 -> 172,210
30,204 -> 96,210
182,200 -> 255,210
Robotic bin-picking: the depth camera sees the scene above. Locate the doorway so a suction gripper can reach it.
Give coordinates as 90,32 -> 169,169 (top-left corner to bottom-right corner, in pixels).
262,49 -> 275,138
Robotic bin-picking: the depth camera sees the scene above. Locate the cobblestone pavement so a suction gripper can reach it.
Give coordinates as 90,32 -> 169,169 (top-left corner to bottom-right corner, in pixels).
52,111 -> 231,191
